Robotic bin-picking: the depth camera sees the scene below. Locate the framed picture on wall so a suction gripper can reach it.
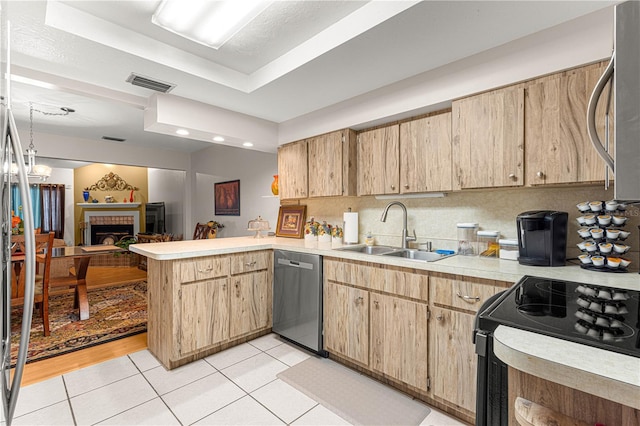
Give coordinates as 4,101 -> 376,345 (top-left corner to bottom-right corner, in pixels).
275,205 -> 306,238
214,180 -> 240,216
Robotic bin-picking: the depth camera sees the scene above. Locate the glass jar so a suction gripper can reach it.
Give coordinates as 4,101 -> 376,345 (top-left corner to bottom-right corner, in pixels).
457,223 -> 479,255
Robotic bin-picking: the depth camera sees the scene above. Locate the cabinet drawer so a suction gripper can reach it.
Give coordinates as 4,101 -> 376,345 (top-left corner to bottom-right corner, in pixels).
230,250 -> 271,275
430,274 -> 506,313
179,256 -> 230,283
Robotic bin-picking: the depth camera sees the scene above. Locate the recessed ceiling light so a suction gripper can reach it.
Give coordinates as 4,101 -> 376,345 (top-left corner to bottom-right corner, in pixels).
213,136 -> 225,142
242,142 -> 254,147
176,129 -> 189,136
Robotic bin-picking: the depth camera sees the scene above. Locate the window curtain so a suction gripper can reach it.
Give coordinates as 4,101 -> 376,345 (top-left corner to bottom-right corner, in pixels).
40,184 -> 65,239
10,183 -> 42,229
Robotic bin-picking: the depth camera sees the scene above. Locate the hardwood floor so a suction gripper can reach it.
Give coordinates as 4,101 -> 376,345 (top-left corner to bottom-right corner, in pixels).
20,333 -> 148,386
19,266 -> 150,386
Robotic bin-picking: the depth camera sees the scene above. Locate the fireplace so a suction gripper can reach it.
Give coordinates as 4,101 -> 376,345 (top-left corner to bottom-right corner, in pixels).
91,224 -> 135,245
83,208 -> 140,246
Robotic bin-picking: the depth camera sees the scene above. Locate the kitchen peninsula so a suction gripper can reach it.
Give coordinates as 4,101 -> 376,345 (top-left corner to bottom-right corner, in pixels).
131,236 -> 640,424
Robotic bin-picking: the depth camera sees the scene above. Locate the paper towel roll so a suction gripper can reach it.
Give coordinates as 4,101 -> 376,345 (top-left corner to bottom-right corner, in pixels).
343,211 -> 359,244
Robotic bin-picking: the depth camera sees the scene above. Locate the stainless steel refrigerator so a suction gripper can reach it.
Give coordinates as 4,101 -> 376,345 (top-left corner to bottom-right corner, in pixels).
1,12 -> 37,425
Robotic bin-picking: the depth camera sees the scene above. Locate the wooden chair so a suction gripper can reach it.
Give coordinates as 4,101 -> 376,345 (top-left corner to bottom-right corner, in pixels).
193,223 -> 217,240
136,233 -> 173,270
11,232 -> 55,336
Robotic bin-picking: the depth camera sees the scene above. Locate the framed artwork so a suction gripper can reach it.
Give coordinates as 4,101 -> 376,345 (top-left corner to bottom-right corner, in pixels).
275,205 -> 307,238
214,180 -> 240,216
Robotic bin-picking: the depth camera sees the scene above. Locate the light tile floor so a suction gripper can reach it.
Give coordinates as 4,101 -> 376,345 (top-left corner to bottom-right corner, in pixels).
12,334 -> 467,425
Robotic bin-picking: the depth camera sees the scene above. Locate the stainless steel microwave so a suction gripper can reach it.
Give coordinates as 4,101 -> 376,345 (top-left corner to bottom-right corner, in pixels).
588,0 -> 640,202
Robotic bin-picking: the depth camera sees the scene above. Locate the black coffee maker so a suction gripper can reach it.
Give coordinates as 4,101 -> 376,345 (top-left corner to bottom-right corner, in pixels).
516,211 -> 568,267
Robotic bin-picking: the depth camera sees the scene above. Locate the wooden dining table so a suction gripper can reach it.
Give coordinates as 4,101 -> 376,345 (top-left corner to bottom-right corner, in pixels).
48,245 -> 124,320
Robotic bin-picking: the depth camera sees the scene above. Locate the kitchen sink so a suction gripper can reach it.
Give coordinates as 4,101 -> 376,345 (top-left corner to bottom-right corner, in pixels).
335,245 -> 398,255
335,245 -> 454,262
381,249 -> 452,262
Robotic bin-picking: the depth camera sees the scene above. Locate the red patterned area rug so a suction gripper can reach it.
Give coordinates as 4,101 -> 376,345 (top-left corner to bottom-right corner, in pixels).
11,281 -> 147,365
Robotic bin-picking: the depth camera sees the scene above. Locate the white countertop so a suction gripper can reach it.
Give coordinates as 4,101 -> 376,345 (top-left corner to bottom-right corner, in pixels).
129,235 -> 640,290
494,326 -> 640,409
130,235 -> 640,406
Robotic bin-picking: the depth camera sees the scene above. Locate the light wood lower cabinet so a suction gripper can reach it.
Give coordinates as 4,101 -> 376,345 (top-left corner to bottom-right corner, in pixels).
428,273 -> 509,417
370,293 -> 429,392
429,306 -> 476,412
229,271 -> 271,339
147,250 -> 272,369
324,281 -> 369,367
323,258 -> 429,393
179,278 -> 229,355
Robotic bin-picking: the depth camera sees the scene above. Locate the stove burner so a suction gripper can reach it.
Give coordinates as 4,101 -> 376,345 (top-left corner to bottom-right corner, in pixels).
480,275 -> 640,358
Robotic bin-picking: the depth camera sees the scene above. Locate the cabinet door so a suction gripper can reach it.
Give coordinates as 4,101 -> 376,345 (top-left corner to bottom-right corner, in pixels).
179,278 -> 229,355
430,306 -> 477,413
278,140 -> 308,199
370,293 -> 429,391
308,131 -> 343,197
525,63 -> 613,185
452,87 -> 524,189
400,112 -> 452,193
357,124 -> 399,195
229,271 -> 271,339
324,282 -> 369,367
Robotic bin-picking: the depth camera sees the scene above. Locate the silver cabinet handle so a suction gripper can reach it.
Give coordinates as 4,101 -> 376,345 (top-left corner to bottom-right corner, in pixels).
404,184 -> 409,189
456,291 -> 480,303
198,265 -> 213,273
536,171 -> 545,179
391,185 -> 396,190
508,173 -> 517,181
245,261 -> 257,267
436,314 -> 444,321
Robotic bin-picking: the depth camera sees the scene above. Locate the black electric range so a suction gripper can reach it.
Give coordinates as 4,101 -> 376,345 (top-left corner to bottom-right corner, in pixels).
478,275 -> 640,358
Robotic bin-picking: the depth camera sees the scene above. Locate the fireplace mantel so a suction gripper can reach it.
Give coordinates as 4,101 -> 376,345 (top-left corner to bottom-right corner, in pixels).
77,203 -> 141,208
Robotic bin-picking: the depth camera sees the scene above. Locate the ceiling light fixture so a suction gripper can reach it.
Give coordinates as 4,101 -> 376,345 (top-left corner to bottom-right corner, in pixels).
176,129 -> 189,136
152,0 -> 272,49
242,142 -> 254,147
11,102 -> 71,181
213,136 -> 225,142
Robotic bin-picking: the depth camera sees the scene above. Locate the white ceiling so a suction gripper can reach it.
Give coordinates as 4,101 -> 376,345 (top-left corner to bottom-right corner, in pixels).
4,0 -> 617,157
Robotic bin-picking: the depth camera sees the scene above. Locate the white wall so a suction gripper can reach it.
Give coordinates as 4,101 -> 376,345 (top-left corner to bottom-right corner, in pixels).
190,144 -> 279,238
147,168 -> 186,238
278,7 -> 614,143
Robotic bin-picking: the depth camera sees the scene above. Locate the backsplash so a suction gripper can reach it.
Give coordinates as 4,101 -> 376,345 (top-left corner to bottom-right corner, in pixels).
303,185 -> 639,266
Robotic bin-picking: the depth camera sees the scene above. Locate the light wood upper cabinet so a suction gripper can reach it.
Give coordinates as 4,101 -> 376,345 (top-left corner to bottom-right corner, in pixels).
278,140 -> 308,200
179,278 -> 229,355
399,112 -> 453,193
308,129 -> 357,197
324,281 -> 369,367
357,124 -> 400,195
452,86 -> 525,189
525,62 -> 613,185
370,293 -> 429,392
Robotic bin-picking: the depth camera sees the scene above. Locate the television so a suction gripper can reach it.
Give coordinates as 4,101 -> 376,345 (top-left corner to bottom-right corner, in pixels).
145,202 -> 166,234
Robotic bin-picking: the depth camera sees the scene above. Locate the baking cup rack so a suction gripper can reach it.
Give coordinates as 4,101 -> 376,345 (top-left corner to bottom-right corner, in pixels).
576,201 -> 631,273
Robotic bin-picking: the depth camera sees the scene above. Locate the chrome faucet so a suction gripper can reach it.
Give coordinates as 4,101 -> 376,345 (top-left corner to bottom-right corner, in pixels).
380,201 -> 416,249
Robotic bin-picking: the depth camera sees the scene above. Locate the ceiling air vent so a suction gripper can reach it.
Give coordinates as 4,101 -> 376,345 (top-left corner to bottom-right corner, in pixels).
126,73 -> 176,93
102,136 -> 126,142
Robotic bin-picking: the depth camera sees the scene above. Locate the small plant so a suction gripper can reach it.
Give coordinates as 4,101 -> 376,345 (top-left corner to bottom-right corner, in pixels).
114,236 -> 137,255
207,221 -> 225,230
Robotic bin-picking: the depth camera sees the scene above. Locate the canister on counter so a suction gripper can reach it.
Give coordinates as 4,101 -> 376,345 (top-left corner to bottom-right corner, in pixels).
478,231 -> 500,257
457,223 -> 479,255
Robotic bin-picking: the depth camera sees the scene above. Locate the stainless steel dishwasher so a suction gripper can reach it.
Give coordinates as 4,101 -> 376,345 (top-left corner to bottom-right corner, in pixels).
273,250 -> 326,356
